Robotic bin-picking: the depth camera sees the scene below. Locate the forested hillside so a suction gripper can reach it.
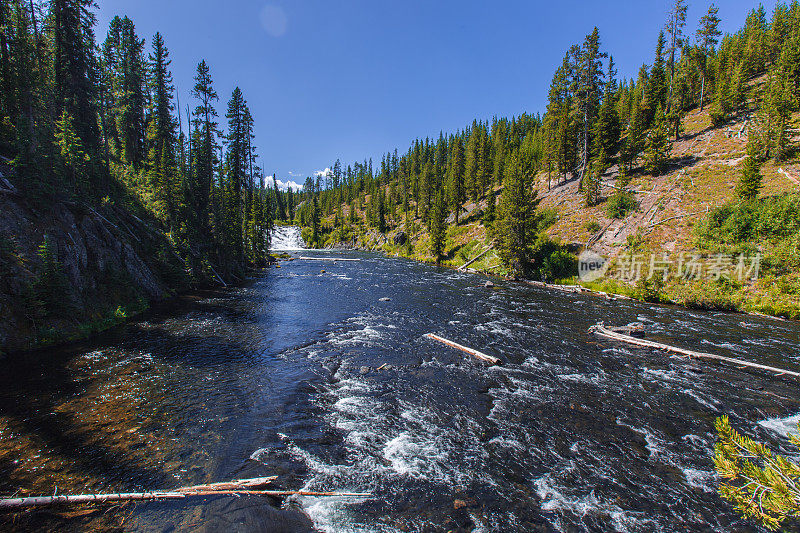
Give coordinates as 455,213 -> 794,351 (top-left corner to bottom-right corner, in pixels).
0,1 -> 286,350
297,2 -> 800,319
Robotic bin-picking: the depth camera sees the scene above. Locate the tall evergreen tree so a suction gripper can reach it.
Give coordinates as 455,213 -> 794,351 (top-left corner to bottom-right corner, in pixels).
665,0 -> 688,109
496,154 -> 538,277
189,60 -> 218,265
643,104 -> 671,175
429,188 -> 447,265
446,136 -> 466,223
696,3 -> 721,111
51,0 -> 101,190
147,32 -> 179,228
575,28 -> 606,187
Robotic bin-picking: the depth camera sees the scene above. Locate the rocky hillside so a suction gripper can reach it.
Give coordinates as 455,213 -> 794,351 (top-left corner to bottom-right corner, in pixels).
312,99 -> 800,319
0,165 -> 188,353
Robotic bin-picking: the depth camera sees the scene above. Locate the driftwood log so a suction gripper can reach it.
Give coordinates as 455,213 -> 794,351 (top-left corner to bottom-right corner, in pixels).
0,476 -> 371,510
425,333 -> 501,365
297,256 -> 361,261
590,322 -> 800,379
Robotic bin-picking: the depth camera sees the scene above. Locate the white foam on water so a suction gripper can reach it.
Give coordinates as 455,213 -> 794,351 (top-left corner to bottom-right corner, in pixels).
475,320 -> 514,337
700,339 -> 740,351
488,435 -> 526,451
559,372 -> 605,385
758,412 -> 800,439
326,313 -> 396,349
533,473 -> 656,532
382,432 -> 447,479
300,497 -> 383,533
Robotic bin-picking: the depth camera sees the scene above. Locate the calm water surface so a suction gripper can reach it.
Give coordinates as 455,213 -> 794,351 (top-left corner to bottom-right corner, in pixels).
1,250 -> 799,532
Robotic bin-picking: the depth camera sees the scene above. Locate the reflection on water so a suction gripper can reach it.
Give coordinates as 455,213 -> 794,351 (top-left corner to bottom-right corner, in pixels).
1,251 -> 799,532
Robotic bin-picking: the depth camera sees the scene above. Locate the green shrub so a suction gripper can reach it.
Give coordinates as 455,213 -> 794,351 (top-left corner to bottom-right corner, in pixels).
542,249 -> 577,280
696,194 -> 800,247
528,234 -> 576,280
536,208 -> 559,230
633,276 -> 668,303
605,192 -> 637,219
300,226 -> 314,247
584,221 -> 601,233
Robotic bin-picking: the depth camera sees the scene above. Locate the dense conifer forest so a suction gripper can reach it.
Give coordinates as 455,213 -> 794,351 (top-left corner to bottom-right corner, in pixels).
0,0 -> 285,282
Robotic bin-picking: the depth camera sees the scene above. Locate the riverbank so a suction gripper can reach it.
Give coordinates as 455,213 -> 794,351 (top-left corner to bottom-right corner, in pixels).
301,225 -> 798,321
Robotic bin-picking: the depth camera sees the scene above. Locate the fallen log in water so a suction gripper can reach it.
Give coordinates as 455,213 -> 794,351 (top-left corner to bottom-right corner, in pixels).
297,256 -> 361,261
425,333 -> 501,365
175,476 -> 277,493
0,476 -> 371,510
589,322 -> 800,380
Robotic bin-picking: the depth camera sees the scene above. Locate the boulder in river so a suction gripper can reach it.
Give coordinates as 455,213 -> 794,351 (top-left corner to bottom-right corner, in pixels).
379,297 -> 391,302
484,281 -> 495,288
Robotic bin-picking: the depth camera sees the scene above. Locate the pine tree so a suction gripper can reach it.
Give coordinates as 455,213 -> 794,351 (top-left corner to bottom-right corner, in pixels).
189,60 -> 218,266
646,31 -> 668,126
54,109 -> 89,191
224,87 -> 249,261
446,135 -> 465,223
592,56 -> 620,162
464,124 -> 481,202
495,154 -> 538,277
429,188 -> 447,265
5,0 -> 42,181
696,4 -> 721,111
51,0 -> 101,190
737,135 -> 763,200
147,32 -> 179,228
585,147 -> 605,207
643,104 -> 671,176
761,62 -> 795,161
544,54 -> 574,184
377,188 -> 386,233
575,28 -> 606,186
665,0 -> 688,108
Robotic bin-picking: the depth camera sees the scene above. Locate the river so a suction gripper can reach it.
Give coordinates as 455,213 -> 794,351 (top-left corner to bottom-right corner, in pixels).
1,250 -> 799,532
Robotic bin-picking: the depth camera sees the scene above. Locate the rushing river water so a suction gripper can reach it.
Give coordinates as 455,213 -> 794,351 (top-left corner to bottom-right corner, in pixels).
1,250 -> 799,532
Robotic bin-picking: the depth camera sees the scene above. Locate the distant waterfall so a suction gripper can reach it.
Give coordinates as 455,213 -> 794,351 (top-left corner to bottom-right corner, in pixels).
270,225 -> 306,251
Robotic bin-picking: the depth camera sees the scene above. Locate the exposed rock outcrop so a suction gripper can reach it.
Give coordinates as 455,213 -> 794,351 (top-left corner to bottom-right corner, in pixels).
0,189 -> 187,353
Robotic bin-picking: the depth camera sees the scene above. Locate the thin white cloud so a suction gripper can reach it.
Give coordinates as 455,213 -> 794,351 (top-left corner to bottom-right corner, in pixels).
314,168 -> 331,178
268,176 -> 303,191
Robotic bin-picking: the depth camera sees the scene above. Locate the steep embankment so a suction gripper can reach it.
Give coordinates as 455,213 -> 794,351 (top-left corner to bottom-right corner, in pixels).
0,169 -> 188,353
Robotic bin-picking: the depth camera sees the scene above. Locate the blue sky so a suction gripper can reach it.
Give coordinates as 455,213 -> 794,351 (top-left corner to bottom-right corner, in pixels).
96,0 -> 777,189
